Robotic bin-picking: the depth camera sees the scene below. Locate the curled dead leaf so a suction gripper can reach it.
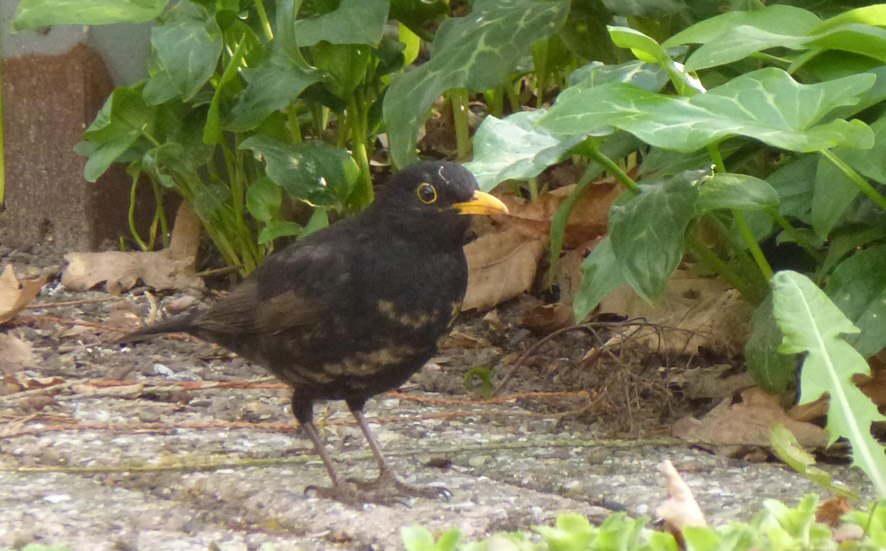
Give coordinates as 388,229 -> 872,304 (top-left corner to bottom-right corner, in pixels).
463,228 -> 545,311
673,387 -> 829,449
61,202 -> 205,294
0,265 -> 46,323
0,334 -> 37,375
521,303 -> 575,335
657,459 -> 707,538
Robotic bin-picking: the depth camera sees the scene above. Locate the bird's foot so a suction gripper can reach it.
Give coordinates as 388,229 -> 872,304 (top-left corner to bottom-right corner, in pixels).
304,480 -> 415,506
347,471 -> 451,500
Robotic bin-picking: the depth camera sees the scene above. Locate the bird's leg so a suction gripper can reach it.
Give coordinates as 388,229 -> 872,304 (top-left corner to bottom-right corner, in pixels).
345,399 -> 450,500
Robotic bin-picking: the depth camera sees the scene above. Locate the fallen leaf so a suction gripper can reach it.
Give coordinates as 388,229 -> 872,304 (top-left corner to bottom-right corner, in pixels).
600,270 -> 754,356
657,459 -> 706,546
673,387 -> 829,449
521,303 -> 575,335
816,496 -> 851,528
0,265 -> 46,323
499,182 -> 620,246
463,228 -> 546,311
61,202 -> 205,294
0,334 -> 37,375
0,372 -> 64,396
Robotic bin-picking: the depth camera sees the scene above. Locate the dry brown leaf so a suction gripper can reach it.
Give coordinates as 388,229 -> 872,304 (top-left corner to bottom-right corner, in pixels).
673,387 -> 829,449
600,270 -> 754,356
499,182 -> 620,246
0,372 -> 64,396
657,460 -> 706,542
462,228 -> 545,311
521,303 -> 575,335
0,334 -> 37,375
0,265 -> 46,323
816,496 -> 851,528
61,202 -> 205,294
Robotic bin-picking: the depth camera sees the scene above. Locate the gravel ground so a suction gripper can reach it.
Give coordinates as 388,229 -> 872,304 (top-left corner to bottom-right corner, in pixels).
0,243 -> 876,550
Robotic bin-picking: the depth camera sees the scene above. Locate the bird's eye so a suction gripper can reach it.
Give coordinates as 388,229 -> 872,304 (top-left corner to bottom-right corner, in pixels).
416,183 -> 437,204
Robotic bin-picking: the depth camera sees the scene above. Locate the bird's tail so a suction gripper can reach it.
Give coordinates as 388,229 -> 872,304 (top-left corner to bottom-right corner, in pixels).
115,314 -> 196,344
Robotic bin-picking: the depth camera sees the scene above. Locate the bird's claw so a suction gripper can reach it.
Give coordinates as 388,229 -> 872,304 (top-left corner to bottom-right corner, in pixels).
345,473 -> 451,501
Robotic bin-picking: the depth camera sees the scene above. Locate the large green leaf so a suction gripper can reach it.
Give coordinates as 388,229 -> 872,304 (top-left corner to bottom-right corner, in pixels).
151,1 -> 223,102
384,0 -> 569,168
295,0 -> 389,47
79,85 -> 154,182
465,111 -> 584,191
573,236 -> 626,322
239,137 -> 358,208
609,173 -> 698,303
12,0 -> 167,29
538,69 -> 875,153
773,270 -> 886,498
745,293 -> 797,394
825,245 -> 886,359
767,155 -> 817,223
697,173 -> 779,213
811,155 -> 858,240
567,59 -> 668,91
837,114 -> 886,186
225,50 -> 321,132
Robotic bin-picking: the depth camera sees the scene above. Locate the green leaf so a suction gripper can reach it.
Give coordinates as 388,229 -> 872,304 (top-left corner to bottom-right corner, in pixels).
435,529 -> 462,551
609,174 -> 698,303
767,155 -> 817,223
12,0 -> 167,29
745,293 -> 798,394
80,85 -> 154,181
225,50 -> 321,132
769,423 -> 857,499
384,0 -> 569,168
837,114 -> 886,186
465,111 -> 584,191
663,5 -> 819,47
257,220 -> 303,244
295,0 -> 389,47
151,1 -> 223,101
538,68 -> 876,153
401,525 -> 436,551
811,155 -> 857,240
825,245 -> 886,359
697,173 -> 779,213
567,59 -> 669,91
312,42 -> 372,99
240,137 -> 357,208
772,270 -> 886,498
246,177 -> 282,222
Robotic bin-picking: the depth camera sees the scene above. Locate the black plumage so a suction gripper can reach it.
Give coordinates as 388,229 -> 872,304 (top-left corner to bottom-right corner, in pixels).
122,161 -> 508,503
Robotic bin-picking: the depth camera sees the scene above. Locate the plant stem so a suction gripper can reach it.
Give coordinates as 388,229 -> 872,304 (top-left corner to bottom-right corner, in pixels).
253,0 -> 274,41
773,212 -> 824,262
734,209 -> 773,279
450,88 -> 471,161
686,230 -> 766,304
820,149 -> 886,213
347,92 -> 373,209
286,104 -> 303,143
586,146 -> 638,194
488,88 -> 504,118
151,178 -> 170,248
128,170 -> 149,251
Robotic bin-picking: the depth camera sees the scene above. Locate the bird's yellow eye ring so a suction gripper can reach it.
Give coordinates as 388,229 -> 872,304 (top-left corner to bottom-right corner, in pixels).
416,182 -> 437,204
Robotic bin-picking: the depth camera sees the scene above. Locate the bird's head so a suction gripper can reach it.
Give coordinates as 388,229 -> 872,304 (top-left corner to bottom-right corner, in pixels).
373,161 -> 508,245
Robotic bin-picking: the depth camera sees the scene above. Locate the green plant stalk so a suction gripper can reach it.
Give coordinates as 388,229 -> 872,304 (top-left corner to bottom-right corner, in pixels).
487,87 -> 504,118
820,149 -> 886,213
734,209 -> 774,279
151,178 -> 170,248
708,142 -> 773,280
347,90 -> 373,209
686,230 -> 766,303
586,146 -> 638,194
505,80 -> 521,116
127,171 -> 149,251
286,104 -> 303,143
450,89 -> 471,162
528,178 -> 539,202
253,0 -> 274,41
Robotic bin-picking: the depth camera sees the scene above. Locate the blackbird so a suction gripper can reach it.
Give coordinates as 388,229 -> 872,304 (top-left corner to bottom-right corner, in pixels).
122,161 -> 508,504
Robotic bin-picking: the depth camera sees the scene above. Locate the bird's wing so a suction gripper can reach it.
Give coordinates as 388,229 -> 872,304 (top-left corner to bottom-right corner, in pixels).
192,237 -> 351,334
